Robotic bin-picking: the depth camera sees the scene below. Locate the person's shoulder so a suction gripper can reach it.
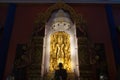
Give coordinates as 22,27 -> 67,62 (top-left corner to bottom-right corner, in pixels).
61,69 -> 67,72
62,69 -> 66,71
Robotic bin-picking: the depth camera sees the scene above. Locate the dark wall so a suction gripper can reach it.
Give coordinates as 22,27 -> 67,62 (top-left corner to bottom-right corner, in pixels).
0,4 -> 8,80
112,4 -> 120,49
0,4 -> 8,44
112,5 -> 120,80
2,3 -> 117,80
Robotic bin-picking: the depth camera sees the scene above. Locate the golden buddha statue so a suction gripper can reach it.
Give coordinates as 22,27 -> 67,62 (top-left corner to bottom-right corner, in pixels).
49,31 -> 72,72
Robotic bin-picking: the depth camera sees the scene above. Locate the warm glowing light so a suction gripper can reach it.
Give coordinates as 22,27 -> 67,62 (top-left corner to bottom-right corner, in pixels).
42,9 -> 79,77
49,31 -> 72,72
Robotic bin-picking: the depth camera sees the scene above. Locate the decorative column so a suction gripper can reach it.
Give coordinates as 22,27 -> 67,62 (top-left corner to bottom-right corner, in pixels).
105,4 -> 120,67
105,4 -> 120,80
0,3 -> 16,80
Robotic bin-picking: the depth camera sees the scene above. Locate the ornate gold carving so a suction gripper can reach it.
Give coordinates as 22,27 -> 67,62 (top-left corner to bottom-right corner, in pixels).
26,37 -> 43,79
45,2 -> 77,22
14,45 -> 32,68
49,31 -> 72,72
34,2 -> 85,30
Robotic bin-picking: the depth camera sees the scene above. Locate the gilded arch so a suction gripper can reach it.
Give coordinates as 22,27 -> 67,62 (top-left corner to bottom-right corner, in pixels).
34,1 -> 86,32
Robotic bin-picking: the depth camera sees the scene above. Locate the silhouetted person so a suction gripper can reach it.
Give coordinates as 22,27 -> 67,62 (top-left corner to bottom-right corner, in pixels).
54,63 -> 67,80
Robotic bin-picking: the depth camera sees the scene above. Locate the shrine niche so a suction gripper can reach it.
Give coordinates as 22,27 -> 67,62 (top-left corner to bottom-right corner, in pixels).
49,31 -> 72,72
12,2 -> 109,80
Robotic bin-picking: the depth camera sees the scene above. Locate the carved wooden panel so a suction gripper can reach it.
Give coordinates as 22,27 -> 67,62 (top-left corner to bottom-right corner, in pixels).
13,44 -> 27,80
26,37 -> 43,80
94,43 -> 109,80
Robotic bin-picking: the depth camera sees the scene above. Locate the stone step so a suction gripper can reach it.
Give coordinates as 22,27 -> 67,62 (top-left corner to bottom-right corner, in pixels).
44,73 -> 77,80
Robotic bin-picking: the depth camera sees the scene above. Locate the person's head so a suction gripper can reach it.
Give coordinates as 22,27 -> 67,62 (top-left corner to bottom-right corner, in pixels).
58,63 -> 63,69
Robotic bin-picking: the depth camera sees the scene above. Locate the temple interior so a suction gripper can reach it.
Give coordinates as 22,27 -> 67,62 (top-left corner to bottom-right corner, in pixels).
0,1 -> 120,80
